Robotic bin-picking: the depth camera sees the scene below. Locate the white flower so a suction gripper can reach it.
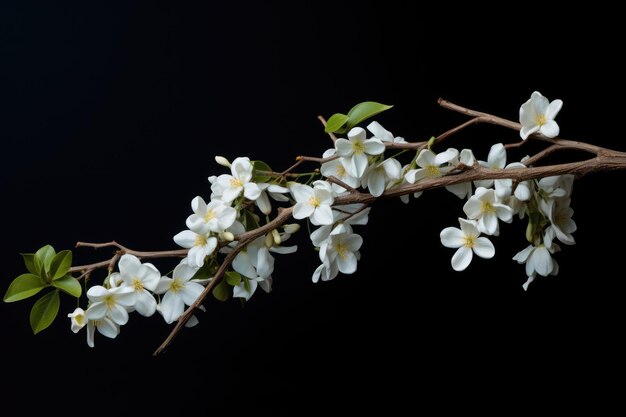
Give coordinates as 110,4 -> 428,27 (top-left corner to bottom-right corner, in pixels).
463,187 -> 513,236
112,254 -> 160,317
314,230 -> 363,282
474,143 -> 506,189
320,148 -> 360,194
154,262 -> 204,324
68,307 -> 87,333
541,197 -> 576,245
404,148 -> 458,183
493,162 -> 532,201
399,164 -> 423,204
538,175 -> 573,199
213,156 -> 262,203
446,148 -> 476,199
440,218 -> 495,271
173,229 -> 218,267
85,285 -> 136,326
513,238 -> 560,279
255,183 -> 290,215
335,127 -> 385,178
519,91 -> 563,140
290,180 -> 334,225
86,317 -> 119,348
361,157 -> 402,197
309,206 -> 370,248
366,121 -> 406,143
185,196 -> 237,235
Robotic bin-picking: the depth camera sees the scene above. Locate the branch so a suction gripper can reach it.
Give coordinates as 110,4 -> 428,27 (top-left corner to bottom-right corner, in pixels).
153,206 -> 295,355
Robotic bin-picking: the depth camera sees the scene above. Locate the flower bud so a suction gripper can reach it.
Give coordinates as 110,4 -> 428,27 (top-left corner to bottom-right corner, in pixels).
283,223 -> 300,234
214,156 -> 231,168
265,232 -> 274,248
272,229 -> 281,245
220,231 -> 235,242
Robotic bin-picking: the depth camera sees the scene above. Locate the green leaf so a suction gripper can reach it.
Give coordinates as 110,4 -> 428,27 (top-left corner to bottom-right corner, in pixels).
324,113 -> 350,133
35,245 -> 56,279
212,280 -> 230,302
30,290 -> 60,334
225,271 -> 242,286
52,275 -> 81,298
20,253 -> 38,275
252,160 -> 273,183
49,250 -> 72,280
242,209 -> 260,230
191,261 -> 217,282
3,274 -> 47,303
346,101 -> 393,129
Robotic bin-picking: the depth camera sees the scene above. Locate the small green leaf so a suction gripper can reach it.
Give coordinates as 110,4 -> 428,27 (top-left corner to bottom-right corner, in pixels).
252,160 -> 273,183
49,250 -> 72,280
212,280 -> 230,302
3,274 -> 47,303
242,209 -> 260,230
20,253 -> 38,275
346,101 -> 393,129
191,262 -> 217,282
52,275 -> 81,298
324,113 -> 350,133
30,290 -> 60,334
35,245 -> 56,276
225,271 -> 242,286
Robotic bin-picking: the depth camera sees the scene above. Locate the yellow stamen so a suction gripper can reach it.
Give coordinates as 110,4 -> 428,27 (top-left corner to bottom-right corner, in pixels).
230,177 -> 243,188
132,277 -> 144,291
463,235 -> 475,248
352,141 -> 365,155
204,209 -> 216,221
482,201 -> 496,213
336,241 -> 349,259
195,234 -> 207,246
169,278 -> 184,293
104,295 -> 116,308
536,114 -> 547,126
336,164 -> 347,177
425,165 -> 440,178
308,195 -> 320,207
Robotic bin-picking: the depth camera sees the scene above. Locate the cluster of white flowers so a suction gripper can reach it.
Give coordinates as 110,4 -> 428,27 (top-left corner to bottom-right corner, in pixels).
67,90 -> 573,346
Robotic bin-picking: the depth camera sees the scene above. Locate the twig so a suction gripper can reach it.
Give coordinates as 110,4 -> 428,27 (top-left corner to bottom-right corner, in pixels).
317,115 -> 338,142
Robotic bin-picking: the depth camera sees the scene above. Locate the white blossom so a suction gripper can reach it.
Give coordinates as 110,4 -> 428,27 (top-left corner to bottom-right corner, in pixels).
290,180 -> 334,225
68,307 -> 87,333
255,183 -> 290,215
154,262 -> 204,324
474,143 -> 506,189
86,317 -> 119,348
404,148 -> 458,183
334,127 -> 385,178
519,91 -> 563,140
446,148 -> 476,199
111,254 -> 160,317
361,157 -> 402,197
186,196 -> 237,235
173,229 -> 218,267
367,121 -> 406,143
440,218 -> 495,271
320,148 -> 360,194
314,229 -> 363,282
541,198 -> 577,245
463,187 -> 513,235
213,156 -> 262,203
85,285 -> 136,326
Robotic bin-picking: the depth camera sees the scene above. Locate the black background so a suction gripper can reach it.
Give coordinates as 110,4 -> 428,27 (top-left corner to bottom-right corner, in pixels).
2,1 -> 625,414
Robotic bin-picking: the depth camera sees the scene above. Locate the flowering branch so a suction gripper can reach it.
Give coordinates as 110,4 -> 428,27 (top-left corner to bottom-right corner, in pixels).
7,92 -> 626,355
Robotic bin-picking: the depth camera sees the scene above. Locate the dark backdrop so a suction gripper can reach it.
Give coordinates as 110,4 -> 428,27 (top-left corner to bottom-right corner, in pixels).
2,1 -> 624,414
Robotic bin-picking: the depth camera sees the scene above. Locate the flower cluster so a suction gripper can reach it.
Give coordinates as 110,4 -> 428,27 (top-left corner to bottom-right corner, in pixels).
61,90 -> 572,347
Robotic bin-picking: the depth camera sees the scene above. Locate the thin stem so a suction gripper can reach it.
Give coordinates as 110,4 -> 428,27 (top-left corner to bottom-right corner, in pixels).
317,115 -> 338,142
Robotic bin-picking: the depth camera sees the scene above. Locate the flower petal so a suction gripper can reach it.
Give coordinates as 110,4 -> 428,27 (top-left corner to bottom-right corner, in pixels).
180,281 -> 204,306
546,99 -> 563,119
363,139 -> 385,155
451,247 -> 473,271
293,202 -> 315,220
160,292 -> 184,324
473,237 -> 495,259
540,120 -> 560,138
334,138 -> 353,157
337,252 -> 357,274
312,205 -> 334,225
174,230 -> 198,249
440,227 -> 465,248
134,291 -> 157,317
